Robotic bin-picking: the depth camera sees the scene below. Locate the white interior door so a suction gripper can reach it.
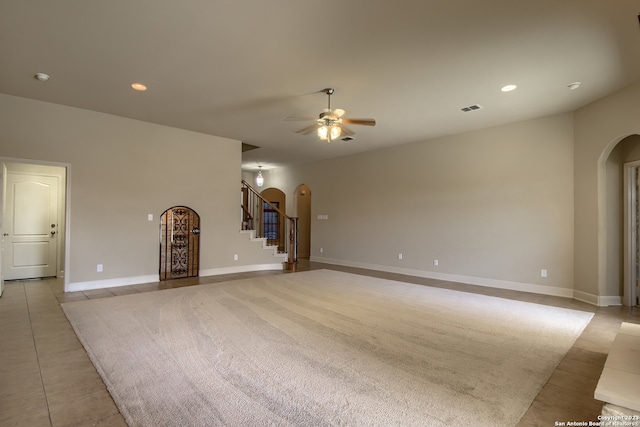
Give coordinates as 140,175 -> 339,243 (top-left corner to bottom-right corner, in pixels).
4,172 -> 59,280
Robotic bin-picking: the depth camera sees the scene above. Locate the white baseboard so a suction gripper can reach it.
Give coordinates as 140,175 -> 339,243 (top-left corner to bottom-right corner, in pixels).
67,259 -> 621,307
598,295 -> 622,306
310,256 -> 576,299
572,290 -> 599,306
68,274 -> 160,292
199,263 -> 284,277
67,263 -> 284,292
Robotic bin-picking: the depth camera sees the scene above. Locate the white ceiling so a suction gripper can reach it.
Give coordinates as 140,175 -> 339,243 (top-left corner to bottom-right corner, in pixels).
2,0 -> 640,171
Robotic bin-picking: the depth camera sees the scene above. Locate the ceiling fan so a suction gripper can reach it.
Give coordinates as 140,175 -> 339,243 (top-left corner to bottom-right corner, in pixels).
286,88 -> 376,142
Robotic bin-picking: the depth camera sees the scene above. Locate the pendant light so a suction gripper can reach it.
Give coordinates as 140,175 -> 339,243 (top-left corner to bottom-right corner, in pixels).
256,166 -> 264,187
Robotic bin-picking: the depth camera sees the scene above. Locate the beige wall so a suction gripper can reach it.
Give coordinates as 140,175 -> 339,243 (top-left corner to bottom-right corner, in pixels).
5,78 -> 640,301
605,145 -> 624,297
267,83 -> 640,305
269,113 -> 575,294
266,80 -> 640,303
0,94 -> 269,289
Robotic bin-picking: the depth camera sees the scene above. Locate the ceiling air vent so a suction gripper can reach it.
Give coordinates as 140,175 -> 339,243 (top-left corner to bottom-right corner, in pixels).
461,104 -> 483,112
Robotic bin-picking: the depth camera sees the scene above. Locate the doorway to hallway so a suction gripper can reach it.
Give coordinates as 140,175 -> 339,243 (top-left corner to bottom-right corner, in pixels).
1,162 -> 66,286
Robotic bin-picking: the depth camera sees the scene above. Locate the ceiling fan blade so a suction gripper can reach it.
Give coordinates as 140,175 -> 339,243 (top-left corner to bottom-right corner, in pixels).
284,116 -> 316,121
295,124 -> 319,135
341,118 -> 376,126
332,108 -> 346,118
340,124 -> 355,136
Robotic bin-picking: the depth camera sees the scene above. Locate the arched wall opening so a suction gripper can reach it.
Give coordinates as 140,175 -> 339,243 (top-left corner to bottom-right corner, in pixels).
260,187 -> 286,252
598,133 -> 640,305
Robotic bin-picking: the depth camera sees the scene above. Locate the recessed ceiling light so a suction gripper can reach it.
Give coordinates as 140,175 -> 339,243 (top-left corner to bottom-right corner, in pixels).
131,83 -> 147,91
34,73 -> 50,82
501,84 -> 517,92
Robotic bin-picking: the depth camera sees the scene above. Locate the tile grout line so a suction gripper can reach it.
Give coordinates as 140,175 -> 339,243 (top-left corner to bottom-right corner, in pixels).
23,282 -> 54,427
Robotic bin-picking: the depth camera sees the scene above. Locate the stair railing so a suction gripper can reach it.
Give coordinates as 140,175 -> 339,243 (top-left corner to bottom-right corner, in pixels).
241,180 -> 298,269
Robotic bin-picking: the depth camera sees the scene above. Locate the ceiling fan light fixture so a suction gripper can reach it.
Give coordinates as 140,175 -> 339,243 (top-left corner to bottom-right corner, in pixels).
317,125 -> 329,140
330,124 -> 341,140
317,124 -> 341,142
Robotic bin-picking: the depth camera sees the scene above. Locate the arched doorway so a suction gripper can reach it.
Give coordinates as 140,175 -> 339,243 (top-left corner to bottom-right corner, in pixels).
601,134 -> 640,305
159,206 -> 200,280
295,184 -> 312,259
260,188 -> 286,252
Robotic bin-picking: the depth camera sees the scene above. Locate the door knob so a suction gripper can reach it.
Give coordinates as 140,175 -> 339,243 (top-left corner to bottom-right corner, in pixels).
191,227 -> 201,235
3,233 -> 8,236
51,231 -> 56,235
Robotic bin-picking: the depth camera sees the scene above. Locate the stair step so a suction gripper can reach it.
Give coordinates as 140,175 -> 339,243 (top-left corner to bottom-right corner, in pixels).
240,229 -> 288,259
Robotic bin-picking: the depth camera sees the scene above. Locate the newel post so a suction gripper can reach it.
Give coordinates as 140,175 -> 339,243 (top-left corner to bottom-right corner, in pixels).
285,217 -> 298,271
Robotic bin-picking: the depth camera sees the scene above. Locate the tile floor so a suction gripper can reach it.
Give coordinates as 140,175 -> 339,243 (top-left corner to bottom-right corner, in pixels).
1,261 -> 638,426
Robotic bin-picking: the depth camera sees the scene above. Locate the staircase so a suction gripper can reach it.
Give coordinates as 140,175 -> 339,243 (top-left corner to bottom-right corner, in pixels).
239,229 -> 288,262
241,180 -> 298,270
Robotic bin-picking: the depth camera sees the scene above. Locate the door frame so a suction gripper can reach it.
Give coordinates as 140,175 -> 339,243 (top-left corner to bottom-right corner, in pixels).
0,157 -> 71,291
294,184 -> 311,259
623,160 -> 640,306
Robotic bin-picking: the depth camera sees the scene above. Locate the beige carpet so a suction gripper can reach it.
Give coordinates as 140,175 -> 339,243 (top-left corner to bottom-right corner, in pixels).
62,270 -> 593,426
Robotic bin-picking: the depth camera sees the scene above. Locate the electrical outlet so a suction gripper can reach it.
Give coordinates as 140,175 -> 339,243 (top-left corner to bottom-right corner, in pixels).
97,264 -> 103,272
541,269 -> 548,278
320,247 -> 324,253
233,254 -> 238,261
398,253 -> 403,260
434,259 -> 439,266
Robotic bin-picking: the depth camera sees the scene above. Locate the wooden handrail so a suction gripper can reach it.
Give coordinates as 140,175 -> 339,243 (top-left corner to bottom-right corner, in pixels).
242,181 -> 293,219
241,180 -> 298,269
